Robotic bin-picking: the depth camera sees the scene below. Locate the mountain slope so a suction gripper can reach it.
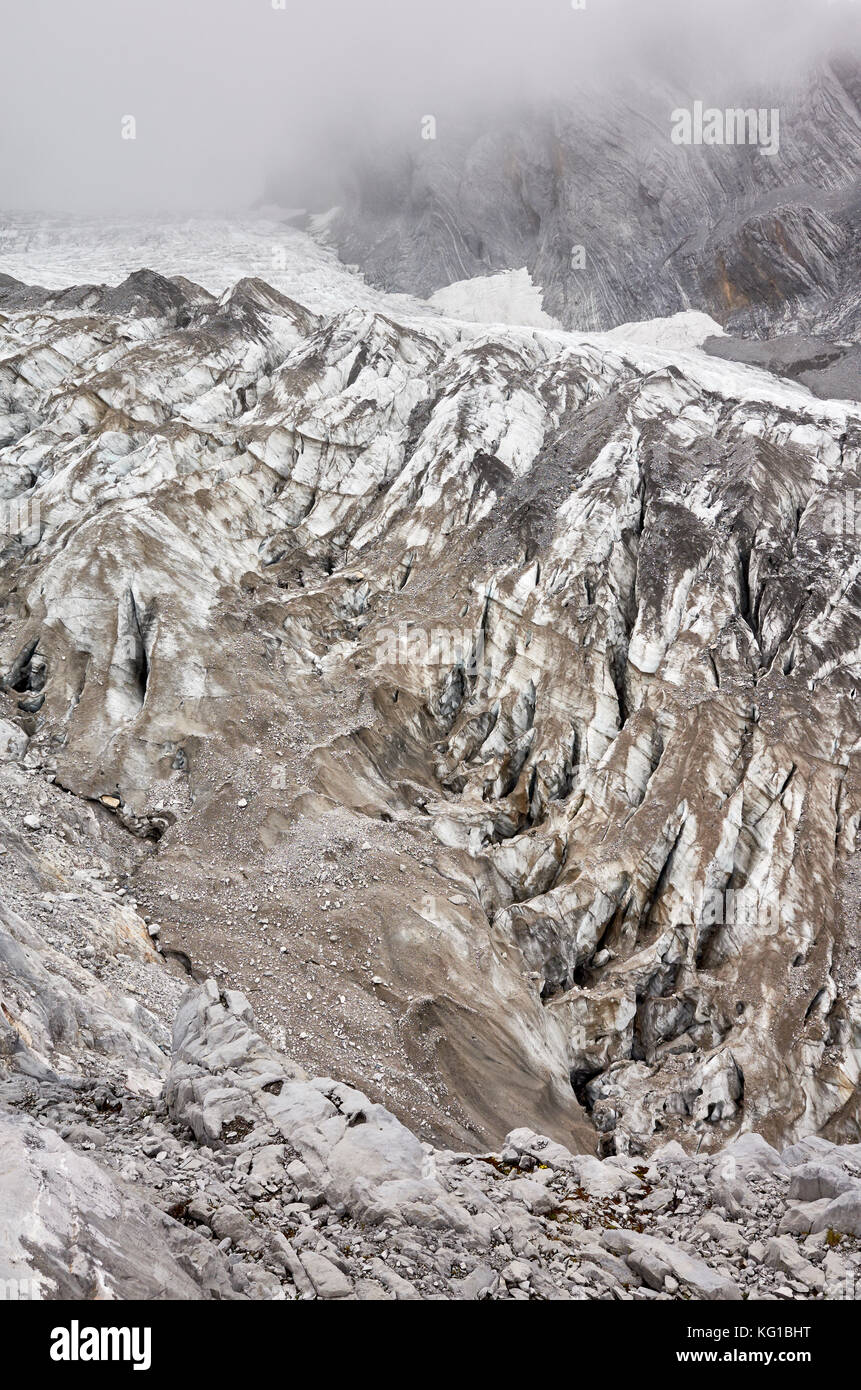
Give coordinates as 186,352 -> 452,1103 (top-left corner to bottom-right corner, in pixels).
2,233 -> 861,1162
325,60 -> 861,336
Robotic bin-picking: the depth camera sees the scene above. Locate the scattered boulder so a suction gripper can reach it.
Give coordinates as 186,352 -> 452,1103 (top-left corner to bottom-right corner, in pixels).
0,719 -> 27,762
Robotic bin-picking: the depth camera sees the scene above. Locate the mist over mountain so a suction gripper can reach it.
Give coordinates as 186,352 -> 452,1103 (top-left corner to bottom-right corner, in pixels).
2,0 -> 861,215
314,50 -> 861,335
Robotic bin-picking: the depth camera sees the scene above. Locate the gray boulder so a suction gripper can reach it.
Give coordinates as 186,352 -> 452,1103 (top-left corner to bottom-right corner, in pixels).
0,718 -> 26,761
0,1109 -> 237,1299
788,1161 -> 860,1203
602,1229 -> 742,1300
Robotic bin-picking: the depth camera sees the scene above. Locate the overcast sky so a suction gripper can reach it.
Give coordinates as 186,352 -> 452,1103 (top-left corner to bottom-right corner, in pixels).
1,0 -> 859,214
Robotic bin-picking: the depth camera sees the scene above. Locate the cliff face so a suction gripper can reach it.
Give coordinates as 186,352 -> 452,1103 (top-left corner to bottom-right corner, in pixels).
328,61 -> 861,336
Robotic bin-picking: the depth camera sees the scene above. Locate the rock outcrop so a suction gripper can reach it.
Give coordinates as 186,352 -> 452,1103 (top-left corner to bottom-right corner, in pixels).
4,978 -> 861,1301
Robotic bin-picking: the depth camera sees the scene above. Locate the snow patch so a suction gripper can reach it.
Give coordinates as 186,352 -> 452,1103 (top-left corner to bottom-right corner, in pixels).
427,268 -> 561,330
600,311 -> 726,351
